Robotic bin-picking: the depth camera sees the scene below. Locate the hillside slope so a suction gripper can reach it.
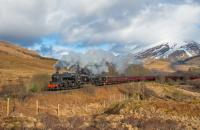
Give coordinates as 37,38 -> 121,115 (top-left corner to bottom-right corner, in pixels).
183,55 -> 200,65
143,59 -> 175,73
0,41 -> 57,86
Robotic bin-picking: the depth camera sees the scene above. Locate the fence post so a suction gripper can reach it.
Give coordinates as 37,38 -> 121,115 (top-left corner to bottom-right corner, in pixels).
71,105 -> 75,115
57,104 -> 60,117
7,98 -> 10,116
138,94 -> 140,100
36,100 -> 39,116
85,104 -> 88,112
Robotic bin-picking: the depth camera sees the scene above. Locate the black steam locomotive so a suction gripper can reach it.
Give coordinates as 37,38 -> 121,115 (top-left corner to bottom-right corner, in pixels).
48,71 -> 105,90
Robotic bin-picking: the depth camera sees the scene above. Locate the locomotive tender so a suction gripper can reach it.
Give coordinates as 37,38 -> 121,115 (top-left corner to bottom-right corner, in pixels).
48,70 -> 200,91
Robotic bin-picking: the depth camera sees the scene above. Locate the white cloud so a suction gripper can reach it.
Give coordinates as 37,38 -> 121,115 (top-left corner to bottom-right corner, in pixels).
115,4 -> 200,44
0,0 -> 200,49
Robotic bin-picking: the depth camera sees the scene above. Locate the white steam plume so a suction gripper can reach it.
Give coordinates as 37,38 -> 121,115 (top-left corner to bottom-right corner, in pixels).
55,49 -> 141,74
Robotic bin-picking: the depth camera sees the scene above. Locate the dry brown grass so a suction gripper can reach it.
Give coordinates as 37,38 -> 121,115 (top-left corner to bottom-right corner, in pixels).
104,99 -> 200,129
0,42 -> 56,87
143,59 -> 175,73
99,82 -> 200,129
0,82 -> 200,129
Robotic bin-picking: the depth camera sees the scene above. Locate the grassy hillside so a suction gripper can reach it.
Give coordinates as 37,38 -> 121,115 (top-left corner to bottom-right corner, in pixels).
0,41 -> 57,87
172,55 -> 200,72
143,59 -> 175,73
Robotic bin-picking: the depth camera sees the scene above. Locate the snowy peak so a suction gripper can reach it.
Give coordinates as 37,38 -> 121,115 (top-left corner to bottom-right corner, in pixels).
180,41 -> 200,56
137,43 -> 170,59
137,41 -> 200,61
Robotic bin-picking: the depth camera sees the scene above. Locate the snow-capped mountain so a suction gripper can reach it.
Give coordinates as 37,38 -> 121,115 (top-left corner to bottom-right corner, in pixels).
136,41 -> 200,61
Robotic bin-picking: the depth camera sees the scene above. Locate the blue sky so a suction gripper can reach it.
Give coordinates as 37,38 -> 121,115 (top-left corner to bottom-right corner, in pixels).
0,0 -> 200,59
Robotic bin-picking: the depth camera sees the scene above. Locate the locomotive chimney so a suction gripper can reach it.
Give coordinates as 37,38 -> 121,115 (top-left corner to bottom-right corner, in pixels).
56,66 -> 60,74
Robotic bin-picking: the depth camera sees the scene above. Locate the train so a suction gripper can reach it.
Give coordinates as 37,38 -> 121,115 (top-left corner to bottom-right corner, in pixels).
47,71 -> 200,91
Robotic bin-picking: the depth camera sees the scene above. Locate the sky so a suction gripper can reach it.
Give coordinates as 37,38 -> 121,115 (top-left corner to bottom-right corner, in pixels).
0,0 -> 200,59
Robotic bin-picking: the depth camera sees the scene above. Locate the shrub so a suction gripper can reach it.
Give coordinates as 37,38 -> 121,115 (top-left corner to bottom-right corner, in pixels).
29,84 -> 39,92
118,83 -> 156,100
186,80 -> 200,91
156,76 -> 166,84
0,73 -> 50,99
0,79 -> 30,100
39,113 -> 62,129
156,76 -> 183,85
28,73 -> 50,92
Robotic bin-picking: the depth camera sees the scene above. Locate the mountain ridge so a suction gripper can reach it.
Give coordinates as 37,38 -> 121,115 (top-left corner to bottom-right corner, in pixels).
136,41 -> 200,62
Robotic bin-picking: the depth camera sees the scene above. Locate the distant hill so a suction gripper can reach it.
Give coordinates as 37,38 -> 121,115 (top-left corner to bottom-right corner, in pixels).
183,55 -> 200,65
0,41 -> 57,86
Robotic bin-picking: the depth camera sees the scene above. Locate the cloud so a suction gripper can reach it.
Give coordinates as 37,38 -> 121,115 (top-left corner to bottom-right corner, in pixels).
0,0 -> 200,57
115,3 -> 200,44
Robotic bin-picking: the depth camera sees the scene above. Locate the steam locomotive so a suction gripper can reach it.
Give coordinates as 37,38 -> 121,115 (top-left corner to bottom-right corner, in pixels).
48,71 -> 105,90
47,70 -> 200,91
